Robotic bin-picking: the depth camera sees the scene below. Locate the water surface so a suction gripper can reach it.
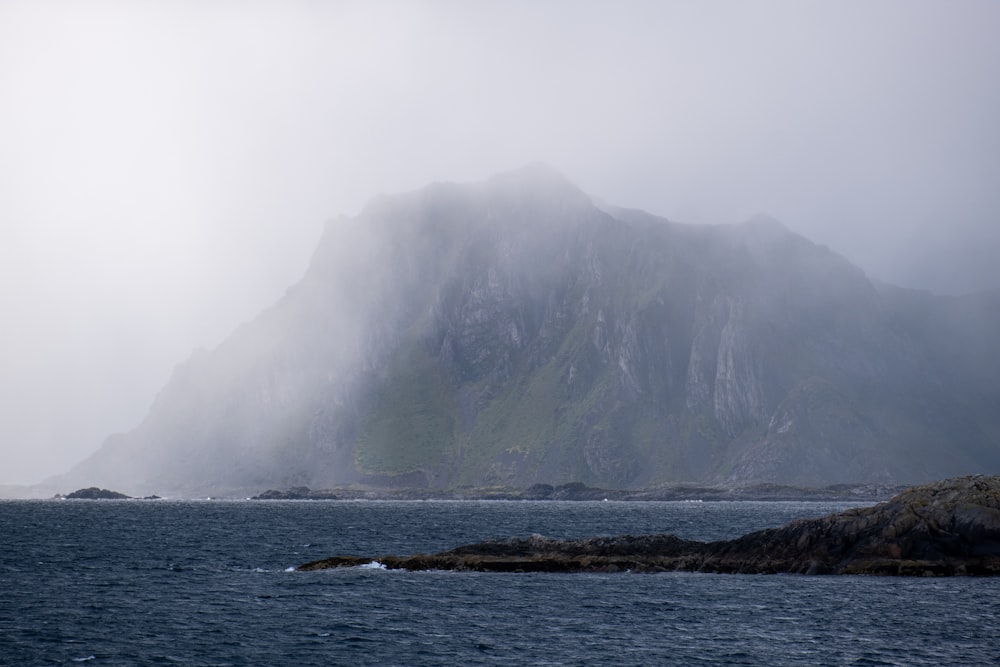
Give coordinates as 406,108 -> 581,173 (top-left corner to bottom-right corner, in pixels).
2,499 -> 997,665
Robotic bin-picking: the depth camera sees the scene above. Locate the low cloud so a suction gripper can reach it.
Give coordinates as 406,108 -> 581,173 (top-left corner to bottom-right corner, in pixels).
1,0 -> 997,485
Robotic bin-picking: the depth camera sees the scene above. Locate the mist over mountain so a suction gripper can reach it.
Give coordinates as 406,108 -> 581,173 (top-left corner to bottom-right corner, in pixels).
50,166 -> 1000,496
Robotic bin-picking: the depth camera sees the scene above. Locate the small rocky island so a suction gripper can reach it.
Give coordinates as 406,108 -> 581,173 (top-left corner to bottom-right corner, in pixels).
62,487 -> 132,500
58,487 -> 162,500
299,476 -> 1000,576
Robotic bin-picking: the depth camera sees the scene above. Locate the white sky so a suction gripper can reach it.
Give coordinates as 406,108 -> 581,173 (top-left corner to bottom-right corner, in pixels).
2,0 -> 998,485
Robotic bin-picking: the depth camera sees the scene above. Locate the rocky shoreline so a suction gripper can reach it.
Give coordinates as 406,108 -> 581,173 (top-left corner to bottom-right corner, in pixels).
298,476 -> 1000,576
255,480 -> 903,502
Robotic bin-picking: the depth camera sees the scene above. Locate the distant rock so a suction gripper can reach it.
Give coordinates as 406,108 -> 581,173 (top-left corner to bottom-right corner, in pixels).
251,487 -> 339,500
64,487 -> 131,500
251,481 -> 898,502
298,476 -> 1000,576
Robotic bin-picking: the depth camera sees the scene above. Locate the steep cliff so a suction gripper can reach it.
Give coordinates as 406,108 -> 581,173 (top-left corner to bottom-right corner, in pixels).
55,165 -> 1000,495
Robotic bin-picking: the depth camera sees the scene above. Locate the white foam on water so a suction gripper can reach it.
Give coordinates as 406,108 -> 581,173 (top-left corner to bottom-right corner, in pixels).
359,561 -> 386,570
73,657 -> 95,663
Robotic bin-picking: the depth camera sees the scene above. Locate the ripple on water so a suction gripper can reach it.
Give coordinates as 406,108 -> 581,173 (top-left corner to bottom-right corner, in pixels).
2,500 -> 999,665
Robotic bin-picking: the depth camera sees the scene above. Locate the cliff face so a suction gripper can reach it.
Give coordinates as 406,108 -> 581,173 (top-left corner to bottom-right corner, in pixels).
57,165 -> 1000,496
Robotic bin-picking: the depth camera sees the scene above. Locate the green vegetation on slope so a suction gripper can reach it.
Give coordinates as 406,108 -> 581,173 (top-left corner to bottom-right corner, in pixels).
354,341 -> 459,474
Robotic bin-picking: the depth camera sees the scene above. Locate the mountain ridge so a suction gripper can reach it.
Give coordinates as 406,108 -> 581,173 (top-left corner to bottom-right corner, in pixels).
47,166 -> 1000,496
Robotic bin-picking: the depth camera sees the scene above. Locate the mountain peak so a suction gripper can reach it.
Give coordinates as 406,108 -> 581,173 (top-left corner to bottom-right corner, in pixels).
355,163 -> 586,223
481,162 -> 587,202
743,213 -> 788,231
489,161 -> 567,184
52,170 -> 1000,496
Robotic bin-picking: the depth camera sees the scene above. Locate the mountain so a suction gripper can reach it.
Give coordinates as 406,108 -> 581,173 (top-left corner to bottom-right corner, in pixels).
52,165 -> 1000,496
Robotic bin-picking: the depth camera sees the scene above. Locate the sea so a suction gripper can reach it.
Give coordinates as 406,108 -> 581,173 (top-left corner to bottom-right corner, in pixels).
2,498 -> 998,666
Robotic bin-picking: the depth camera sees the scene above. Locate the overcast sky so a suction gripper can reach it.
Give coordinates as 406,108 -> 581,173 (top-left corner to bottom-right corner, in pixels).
2,0 -> 998,486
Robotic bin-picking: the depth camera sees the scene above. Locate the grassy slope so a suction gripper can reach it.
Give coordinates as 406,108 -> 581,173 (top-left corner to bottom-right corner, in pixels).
354,340 -> 459,475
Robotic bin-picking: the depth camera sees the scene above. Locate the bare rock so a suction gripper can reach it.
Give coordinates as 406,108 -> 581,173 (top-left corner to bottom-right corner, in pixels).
298,476 -> 1000,576
64,487 -> 131,500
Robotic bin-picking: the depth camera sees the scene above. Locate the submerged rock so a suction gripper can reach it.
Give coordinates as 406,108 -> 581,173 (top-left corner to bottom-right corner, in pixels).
298,476 -> 1000,576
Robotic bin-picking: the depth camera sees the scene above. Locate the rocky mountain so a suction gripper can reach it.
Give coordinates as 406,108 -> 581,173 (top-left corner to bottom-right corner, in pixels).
53,164 -> 1000,496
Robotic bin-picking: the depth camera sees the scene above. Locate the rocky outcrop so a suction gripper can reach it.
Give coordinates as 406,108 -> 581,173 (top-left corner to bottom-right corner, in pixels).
253,481 -> 899,502
63,487 -> 131,499
251,487 -> 339,500
298,476 -> 1000,576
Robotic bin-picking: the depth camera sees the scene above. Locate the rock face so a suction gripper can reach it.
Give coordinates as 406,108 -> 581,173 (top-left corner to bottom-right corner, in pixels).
298,476 -> 1000,576
52,165 -> 1000,496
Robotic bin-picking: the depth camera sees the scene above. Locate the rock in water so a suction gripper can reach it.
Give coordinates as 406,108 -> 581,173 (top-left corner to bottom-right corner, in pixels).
696,475 -> 1000,575
64,487 -> 131,500
298,476 -> 1000,575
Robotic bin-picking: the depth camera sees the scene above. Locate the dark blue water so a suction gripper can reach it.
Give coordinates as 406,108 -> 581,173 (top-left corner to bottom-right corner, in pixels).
2,499 -> 999,666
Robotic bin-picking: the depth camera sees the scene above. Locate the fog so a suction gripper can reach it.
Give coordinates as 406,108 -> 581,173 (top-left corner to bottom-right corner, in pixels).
1,0 -> 998,486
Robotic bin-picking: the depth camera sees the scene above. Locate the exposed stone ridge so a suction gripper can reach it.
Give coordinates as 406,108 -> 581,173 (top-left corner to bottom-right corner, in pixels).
297,476 -> 1000,576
